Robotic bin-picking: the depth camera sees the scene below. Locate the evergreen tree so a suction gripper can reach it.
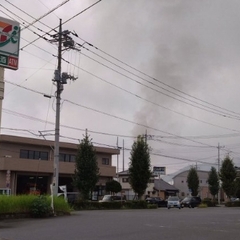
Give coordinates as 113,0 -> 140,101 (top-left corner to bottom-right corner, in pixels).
73,130 -> 99,200
235,178 -> 240,198
129,135 -> 151,199
106,180 -> 122,194
207,167 -> 219,200
187,167 -> 199,196
219,156 -> 237,198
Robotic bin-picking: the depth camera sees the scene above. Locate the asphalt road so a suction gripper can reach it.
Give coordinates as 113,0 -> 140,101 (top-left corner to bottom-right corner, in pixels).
0,207 -> 240,240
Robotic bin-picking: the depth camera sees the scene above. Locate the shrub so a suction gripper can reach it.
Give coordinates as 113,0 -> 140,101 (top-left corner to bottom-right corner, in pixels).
198,203 -> 208,208
73,200 -> 149,210
124,200 -> 148,209
51,197 -> 71,214
29,196 -> 53,218
100,202 -> 123,209
202,199 -> 217,207
147,204 -> 158,209
225,201 -> 240,207
73,200 -> 101,210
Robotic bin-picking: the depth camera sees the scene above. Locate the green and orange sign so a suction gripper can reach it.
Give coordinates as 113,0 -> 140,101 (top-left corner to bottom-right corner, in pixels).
0,17 -> 20,70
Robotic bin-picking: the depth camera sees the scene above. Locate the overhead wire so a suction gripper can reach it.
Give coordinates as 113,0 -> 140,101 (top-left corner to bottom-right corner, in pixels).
19,0 -> 103,52
76,48 -> 240,120
4,0 -> 69,32
3,3 -> 240,122
76,36 -> 240,117
4,2 -> 240,132
36,0 -> 61,19
0,7 -> 57,55
3,1 -> 239,168
3,1 -> 240,124
2,81 -> 215,149
76,43 -> 240,119
61,59 -> 240,134
3,80 -> 219,148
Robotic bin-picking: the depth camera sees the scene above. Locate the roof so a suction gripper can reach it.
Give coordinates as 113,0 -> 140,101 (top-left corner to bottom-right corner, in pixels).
117,170 -> 129,176
154,179 -> 179,192
0,134 -> 120,155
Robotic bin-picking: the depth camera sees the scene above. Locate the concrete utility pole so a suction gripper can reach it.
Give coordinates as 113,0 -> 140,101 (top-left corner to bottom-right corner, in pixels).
50,19 -> 77,196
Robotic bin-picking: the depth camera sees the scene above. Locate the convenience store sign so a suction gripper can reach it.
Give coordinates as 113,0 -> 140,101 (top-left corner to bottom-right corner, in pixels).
0,17 -> 20,70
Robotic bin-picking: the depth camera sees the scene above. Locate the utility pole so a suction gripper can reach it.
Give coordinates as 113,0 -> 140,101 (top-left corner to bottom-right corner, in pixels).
50,19 -> 77,196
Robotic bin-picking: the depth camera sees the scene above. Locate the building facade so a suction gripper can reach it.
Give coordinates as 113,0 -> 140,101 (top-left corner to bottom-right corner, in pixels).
117,170 -> 178,200
0,134 -> 119,199
173,170 -> 210,199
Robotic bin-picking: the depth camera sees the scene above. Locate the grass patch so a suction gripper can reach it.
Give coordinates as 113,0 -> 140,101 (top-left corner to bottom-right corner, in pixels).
147,204 -> 158,209
0,195 -> 71,218
198,203 -> 208,208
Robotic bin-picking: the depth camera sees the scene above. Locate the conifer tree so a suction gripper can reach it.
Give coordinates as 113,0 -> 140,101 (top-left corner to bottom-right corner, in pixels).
219,156 -> 237,198
129,135 -> 151,199
207,167 -> 219,200
73,130 -> 99,200
187,167 -> 199,196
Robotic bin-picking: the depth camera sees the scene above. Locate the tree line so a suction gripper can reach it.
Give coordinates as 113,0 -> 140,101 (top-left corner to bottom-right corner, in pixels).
73,130 -> 240,201
73,132 -> 151,200
187,155 -> 240,200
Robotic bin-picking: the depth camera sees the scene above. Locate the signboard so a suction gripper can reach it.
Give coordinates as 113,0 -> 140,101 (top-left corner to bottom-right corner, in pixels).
153,166 -> 166,175
0,17 -> 20,70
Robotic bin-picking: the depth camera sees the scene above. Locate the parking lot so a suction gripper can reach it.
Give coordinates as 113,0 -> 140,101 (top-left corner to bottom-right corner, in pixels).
0,207 -> 240,240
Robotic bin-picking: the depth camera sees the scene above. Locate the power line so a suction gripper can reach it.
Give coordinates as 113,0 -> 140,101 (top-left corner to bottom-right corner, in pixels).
76,50 -> 240,120
36,0 -> 60,19
0,6 -> 56,53
76,43 -> 240,119
4,0 -> 70,31
5,74 -> 239,141
3,4 -> 239,126
149,138 -> 213,148
62,61 -> 240,133
151,132 -> 240,140
76,36 -> 240,117
19,0 -> 102,52
62,0 -> 102,25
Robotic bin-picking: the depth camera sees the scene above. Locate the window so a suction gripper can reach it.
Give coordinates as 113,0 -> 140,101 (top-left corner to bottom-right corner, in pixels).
34,151 -> 40,159
59,153 -> 76,162
122,178 -> 129,183
102,158 -> 110,165
20,150 -> 28,158
59,153 -> 65,162
40,152 -> 48,160
70,155 -> 76,162
20,149 -> 48,160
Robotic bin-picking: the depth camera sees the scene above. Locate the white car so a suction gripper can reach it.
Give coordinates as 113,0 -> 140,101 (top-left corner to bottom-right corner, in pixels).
167,196 -> 181,209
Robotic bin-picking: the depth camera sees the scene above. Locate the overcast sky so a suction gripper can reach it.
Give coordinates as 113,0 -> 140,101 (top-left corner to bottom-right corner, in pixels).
1,0 -> 240,175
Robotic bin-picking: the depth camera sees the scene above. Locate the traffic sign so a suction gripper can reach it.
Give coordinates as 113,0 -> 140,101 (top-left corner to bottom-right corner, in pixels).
153,166 -> 166,175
